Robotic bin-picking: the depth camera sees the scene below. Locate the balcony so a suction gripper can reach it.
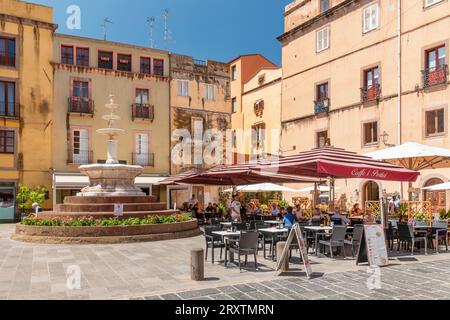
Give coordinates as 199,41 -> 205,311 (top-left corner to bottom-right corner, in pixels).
422,65 -> 448,88
132,153 -> 155,167
314,98 -> 330,114
132,103 -> 154,121
68,98 -> 94,115
0,53 -> 15,67
68,150 -> 93,165
361,84 -> 381,103
0,102 -> 20,119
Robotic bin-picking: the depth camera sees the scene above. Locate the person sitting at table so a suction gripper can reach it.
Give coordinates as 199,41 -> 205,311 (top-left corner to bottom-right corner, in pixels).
331,209 -> 351,225
283,206 -> 297,230
295,209 -> 308,222
350,203 -> 363,217
205,202 -> 214,221
271,203 -> 280,218
364,209 -> 376,224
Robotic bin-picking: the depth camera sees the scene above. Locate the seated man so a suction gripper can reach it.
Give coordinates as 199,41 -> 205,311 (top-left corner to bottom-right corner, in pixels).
331,209 -> 351,225
283,206 -> 298,230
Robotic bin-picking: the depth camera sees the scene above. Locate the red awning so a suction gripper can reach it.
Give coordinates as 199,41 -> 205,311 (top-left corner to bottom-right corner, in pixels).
255,146 -> 419,182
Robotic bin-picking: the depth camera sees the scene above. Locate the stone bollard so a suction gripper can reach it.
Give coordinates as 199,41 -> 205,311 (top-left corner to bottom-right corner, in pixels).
191,248 -> 204,281
277,241 -> 289,272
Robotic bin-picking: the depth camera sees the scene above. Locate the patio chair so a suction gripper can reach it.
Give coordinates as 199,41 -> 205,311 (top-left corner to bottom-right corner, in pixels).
318,225 -> 347,259
431,220 -> 449,253
225,231 -> 259,271
204,225 -> 226,264
311,217 -> 321,226
331,217 -> 343,225
232,222 -> 247,231
249,220 -> 265,230
344,224 -> 364,257
211,218 -> 221,226
397,223 -> 428,256
385,221 -> 397,251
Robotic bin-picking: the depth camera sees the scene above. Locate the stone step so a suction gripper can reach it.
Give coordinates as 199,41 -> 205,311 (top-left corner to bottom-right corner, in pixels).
63,196 -> 157,204
39,210 -> 180,220
56,202 -> 167,213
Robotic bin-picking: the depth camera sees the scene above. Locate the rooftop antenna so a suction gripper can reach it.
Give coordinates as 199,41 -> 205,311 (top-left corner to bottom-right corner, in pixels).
101,18 -> 113,41
147,16 -> 156,48
163,9 -> 173,49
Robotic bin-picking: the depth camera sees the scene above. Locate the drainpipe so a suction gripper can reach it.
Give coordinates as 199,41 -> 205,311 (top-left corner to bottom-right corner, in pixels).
397,0 -> 404,200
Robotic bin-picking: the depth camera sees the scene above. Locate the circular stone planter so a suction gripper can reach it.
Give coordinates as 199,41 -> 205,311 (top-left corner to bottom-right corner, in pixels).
11,220 -> 202,244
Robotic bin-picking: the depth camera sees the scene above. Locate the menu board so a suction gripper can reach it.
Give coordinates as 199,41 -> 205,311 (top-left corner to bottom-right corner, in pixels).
114,204 -> 124,218
356,224 -> 389,267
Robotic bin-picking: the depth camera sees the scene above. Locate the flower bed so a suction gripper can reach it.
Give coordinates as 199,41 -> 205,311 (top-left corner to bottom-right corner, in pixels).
21,213 -> 192,227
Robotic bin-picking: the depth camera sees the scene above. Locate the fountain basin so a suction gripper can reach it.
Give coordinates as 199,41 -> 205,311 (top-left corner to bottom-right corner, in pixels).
78,164 -> 145,196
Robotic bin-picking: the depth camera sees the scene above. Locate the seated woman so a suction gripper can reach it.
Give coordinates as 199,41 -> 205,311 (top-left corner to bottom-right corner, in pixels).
350,203 -> 363,218
364,209 -> 376,224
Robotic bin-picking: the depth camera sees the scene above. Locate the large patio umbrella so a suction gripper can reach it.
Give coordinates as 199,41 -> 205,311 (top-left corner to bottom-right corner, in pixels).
222,183 -> 298,193
423,182 -> 450,191
366,142 -> 450,199
298,185 -> 340,193
157,169 -> 203,186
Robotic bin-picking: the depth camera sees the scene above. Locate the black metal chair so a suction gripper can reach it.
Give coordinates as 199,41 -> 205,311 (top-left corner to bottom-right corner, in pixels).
225,231 -> 259,271
210,218 -> 221,226
311,217 -> 321,226
397,223 -> 428,256
318,225 -> 347,259
331,217 -> 343,225
431,220 -> 449,254
385,222 -> 397,251
232,222 -> 247,231
344,224 -> 364,257
204,225 -> 226,264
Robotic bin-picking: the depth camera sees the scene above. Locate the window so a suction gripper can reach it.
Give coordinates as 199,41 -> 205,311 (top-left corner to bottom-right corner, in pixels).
117,54 -> 132,72
317,131 -> 328,148
135,133 -> 150,166
73,81 -> 89,100
320,0 -> 330,12
0,37 -> 15,67
317,82 -> 329,101
178,80 -> 190,97
205,84 -> 215,101
363,3 -> 380,33
316,27 -> 329,52
231,65 -> 237,81
252,123 -> 266,151
0,130 -> 14,154
140,57 -> 151,75
98,51 -> 113,69
135,89 -> 149,105
425,0 -> 444,8
76,48 -> 89,66
362,66 -> 380,101
363,121 -> 378,145
72,129 -> 89,164
426,46 -> 446,70
153,59 -> 164,76
424,46 -> 447,87
0,81 -> 16,117
70,81 -> 91,113
231,130 -> 237,148
232,97 -> 237,113
426,109 -> 445,136
61,45 -> 74,65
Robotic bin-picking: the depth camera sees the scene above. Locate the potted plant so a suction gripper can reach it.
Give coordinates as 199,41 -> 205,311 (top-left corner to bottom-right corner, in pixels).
279,200 -> 289,208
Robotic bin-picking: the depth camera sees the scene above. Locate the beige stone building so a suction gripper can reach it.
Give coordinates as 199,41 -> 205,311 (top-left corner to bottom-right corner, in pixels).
279,0 -> 450,211
0,0 -> 56,220
52,34 -> 171,207
230,54 -> 278,162
168,54 -> 231,208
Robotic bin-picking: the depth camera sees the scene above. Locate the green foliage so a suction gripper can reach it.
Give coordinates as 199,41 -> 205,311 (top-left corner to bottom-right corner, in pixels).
279,200 -> 289,207
413,211 -> 429,222
439,209 -> 450,220
16,184 -> 48,213
21,213 -> 192,227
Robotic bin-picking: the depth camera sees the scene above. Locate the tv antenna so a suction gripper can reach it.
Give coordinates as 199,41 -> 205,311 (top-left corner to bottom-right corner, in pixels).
163,9 -> 173,49
147,16 -> 156,48
101,18 -> 113,41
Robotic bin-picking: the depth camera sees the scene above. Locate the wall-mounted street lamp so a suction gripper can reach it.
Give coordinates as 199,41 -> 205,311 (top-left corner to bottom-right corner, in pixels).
380,131 -> 395,147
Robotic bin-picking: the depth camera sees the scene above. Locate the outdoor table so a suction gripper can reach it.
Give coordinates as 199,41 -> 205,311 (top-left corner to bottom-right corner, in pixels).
220,222 -> 232,228
258,227 -> 289,261
264,220 -> 283,226
304,226 -> 333,256
212,231 -> 241,265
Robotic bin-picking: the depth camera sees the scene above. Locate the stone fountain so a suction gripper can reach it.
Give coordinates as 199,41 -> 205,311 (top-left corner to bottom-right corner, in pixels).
78,95 -> 145,197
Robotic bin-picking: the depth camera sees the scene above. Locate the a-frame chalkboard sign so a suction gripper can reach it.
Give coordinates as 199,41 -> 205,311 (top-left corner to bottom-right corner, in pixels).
275,224 -> 313,278
356,224 -> 389,267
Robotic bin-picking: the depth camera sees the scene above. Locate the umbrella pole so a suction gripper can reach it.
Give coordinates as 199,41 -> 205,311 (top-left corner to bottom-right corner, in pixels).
313,183 -> 317,210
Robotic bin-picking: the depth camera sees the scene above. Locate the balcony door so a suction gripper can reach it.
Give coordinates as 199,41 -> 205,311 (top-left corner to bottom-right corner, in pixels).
73,129 -> 89,164
72,81 -> 90,113
0,81 -> 15,117
135,133 -> 149,166
426,46 -> 446,71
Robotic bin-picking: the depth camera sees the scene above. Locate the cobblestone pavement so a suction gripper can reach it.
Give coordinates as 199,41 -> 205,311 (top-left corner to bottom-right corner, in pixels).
1,224 -> 449,300
132,259 -> 450,300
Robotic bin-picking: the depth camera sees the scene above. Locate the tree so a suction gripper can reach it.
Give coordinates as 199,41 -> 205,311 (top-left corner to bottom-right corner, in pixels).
16,184 -> 48,214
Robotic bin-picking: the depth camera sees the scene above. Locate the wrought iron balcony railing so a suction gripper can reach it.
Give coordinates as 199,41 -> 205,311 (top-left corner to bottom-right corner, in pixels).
314,98 -> 330,114
361,84 -> 381,103
0,102 -> 20,119
68,150 -> 93,165
68,97 -> 94,115
422,64 -> 448,88
132,153 -> 155,167
0,52 -> 15,67
132,103 -> 154,120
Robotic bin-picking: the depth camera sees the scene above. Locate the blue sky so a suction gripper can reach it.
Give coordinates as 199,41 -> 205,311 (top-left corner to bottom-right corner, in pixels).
31,0 -> 292,65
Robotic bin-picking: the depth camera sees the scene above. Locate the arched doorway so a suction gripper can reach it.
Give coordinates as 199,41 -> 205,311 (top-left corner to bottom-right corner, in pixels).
423,178 -> 446,212
363,181 -> 380,205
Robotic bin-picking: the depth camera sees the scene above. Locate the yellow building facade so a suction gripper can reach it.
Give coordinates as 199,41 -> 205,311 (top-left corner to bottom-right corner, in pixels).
0,0 -> 56,221
52,34 -> 171,207
279,0 -> 450,210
